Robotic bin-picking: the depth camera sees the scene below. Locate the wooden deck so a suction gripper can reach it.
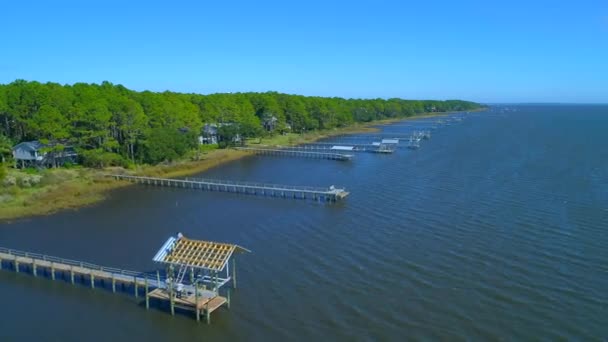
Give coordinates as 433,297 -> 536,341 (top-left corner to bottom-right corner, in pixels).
148,288 -> 227,311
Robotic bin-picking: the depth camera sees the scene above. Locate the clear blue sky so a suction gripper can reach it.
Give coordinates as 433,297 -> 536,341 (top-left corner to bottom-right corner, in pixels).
1,0 -> 606,103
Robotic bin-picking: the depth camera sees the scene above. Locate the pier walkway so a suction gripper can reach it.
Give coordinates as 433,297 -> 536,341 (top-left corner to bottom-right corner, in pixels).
236,147 -> 353,161
109,174 -> 349,202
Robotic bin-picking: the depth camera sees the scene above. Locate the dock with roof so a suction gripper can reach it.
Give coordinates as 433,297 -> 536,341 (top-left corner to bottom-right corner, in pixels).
149,234 -> 250,322
0,234 -> 249,324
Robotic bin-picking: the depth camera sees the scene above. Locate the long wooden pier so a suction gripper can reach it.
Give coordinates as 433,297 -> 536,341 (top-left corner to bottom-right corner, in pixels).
303,142 -> 397,152
300,143 -> 395,154
236,147 -> 353,161
109,174 -> 349,202
0,247 -> 229,323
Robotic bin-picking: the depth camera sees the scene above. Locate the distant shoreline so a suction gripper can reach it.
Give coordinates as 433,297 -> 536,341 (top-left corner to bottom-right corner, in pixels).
0,109 -> 481,222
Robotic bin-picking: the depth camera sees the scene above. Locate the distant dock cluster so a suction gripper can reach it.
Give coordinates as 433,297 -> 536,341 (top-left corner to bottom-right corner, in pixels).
105,113 -> 468,203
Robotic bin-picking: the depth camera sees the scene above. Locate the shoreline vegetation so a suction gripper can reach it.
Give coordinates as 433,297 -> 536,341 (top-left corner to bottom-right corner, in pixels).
0,80 -> 484,221
0,110 -> 477,222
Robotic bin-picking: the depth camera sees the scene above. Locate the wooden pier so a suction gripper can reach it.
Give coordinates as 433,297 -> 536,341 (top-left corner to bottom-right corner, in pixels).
0,247 -> 229,323
109,174 -> 349,202
236,147 -> 353,161
300,143 -> 395,153
305,142 -> 402,152
0,234 -> 249,324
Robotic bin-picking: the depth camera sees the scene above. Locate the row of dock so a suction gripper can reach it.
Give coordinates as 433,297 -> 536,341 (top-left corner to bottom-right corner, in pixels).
106,113 -> 467,203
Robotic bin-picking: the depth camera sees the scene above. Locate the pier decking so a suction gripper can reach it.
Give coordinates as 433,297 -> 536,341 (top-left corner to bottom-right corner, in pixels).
109,174 -> 349,202
236,147 -> 353,161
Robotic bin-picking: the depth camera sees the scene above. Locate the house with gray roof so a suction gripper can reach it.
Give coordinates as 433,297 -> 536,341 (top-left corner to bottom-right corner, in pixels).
12,141 -> 77,168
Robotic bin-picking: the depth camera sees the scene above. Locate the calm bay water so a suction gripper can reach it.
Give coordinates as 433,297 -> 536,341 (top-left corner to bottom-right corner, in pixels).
1,105 -> 607,340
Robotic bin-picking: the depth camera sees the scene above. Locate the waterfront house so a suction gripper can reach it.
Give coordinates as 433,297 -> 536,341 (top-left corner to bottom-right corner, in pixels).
199,123 -> 242,145
199,124 -> 219,144
262,115 -> 278,132
12,140 -> 78,168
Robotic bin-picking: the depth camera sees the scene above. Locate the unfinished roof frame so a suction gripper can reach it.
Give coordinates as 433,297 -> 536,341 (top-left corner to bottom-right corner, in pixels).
153,234 -> 250,291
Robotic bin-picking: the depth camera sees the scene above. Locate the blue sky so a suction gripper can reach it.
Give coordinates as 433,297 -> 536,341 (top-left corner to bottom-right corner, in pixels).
1,0 -> 606,103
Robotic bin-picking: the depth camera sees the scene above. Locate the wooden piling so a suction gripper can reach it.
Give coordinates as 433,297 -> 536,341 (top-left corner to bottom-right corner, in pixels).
90,272 -> 95,289
111,274 -> 116,292
156,270 -> 161,288
14,255 -> 19,273
70,266 -> 75,284
32,259 -> 37,277
195,284 -> 200,322
232,258 -> 237,289
145,278 -> 149,310
169,281 -> 175,316
51,262 -> 55,280
134,276 -> 138,297
226,288 -> 231,309
205,304 -> 211,324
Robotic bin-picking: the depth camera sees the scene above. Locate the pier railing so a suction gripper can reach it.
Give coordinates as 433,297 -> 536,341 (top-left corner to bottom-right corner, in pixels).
0,247 -> 161,284
108,174 -> 349,201
183,176 -> 332,193
236,147 -> 353,161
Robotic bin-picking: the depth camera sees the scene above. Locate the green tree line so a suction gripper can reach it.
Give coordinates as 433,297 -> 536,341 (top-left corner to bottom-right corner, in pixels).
0,80 -> 482,167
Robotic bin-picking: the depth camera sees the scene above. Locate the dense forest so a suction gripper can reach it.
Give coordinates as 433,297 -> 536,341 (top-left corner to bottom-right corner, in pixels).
0,80 -> 482,168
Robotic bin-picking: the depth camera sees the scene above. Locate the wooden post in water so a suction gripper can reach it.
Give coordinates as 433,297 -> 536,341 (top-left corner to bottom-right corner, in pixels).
70,266 -> 75,284
145,278 -> 149,310
169,280 -> 175,316
112,274 -> 116,293
51,262 -> 55,280
90,272 -> 95,289
32,259 -> 37,277
226,288 -> 231,309
134,276 -> 138,298
232,258 -> 237,289
14,255 -> 19,273
205,303 -> 211,324
0,257 -> 2,270
156,270 -> 161,288
195,284 -> 200,322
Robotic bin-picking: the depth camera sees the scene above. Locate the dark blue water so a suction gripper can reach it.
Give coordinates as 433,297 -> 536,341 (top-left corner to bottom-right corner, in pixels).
1,105 -> 607,340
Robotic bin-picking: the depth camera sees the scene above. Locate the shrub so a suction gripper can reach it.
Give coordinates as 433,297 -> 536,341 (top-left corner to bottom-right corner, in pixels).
80,149 -> 128,168
0,165 -> 6,183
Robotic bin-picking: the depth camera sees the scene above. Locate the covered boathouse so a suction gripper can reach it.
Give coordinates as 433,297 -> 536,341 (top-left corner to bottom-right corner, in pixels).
149,233 -> 250,323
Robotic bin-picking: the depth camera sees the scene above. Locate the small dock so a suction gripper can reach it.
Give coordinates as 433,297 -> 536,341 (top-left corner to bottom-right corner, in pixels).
109,174 -> 349,202
236,147 -> 353,161
0,234 -> 249,324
